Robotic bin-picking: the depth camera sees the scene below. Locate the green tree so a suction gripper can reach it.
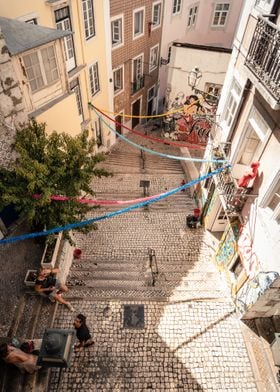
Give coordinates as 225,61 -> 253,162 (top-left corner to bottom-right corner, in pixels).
0,120 -> 110,235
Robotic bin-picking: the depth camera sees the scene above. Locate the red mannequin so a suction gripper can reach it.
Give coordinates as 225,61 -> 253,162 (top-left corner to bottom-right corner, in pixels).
238,162 -> 260,188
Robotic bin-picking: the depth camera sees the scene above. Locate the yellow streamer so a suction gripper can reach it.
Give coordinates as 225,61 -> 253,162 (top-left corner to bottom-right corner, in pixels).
92,95 -> 207,119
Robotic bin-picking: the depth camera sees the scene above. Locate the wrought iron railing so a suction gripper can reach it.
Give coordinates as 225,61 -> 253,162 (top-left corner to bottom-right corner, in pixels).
131,76 -> 144,94
211,147 -> 250,216
245,17 -> 280,102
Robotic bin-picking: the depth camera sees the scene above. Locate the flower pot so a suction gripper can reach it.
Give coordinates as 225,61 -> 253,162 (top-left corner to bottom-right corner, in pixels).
24,270 -> 38,287
73,248 -> 82,260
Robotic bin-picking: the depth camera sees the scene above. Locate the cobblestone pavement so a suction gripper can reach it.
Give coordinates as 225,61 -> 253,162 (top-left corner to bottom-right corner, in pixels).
48,133 -> 258,391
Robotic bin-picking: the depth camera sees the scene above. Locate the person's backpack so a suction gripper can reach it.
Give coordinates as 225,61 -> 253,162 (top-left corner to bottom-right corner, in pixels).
20,341 -> 34,354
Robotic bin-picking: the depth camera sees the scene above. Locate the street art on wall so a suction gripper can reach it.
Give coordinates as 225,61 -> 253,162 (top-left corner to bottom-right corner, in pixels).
215,221 -> 240,268
238,224 -> 260,279
163,89 -> 219,145
235,271 -> 279,314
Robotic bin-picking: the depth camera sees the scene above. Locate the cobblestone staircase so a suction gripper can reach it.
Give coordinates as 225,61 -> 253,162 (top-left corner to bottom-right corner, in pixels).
66,135 -> 229,304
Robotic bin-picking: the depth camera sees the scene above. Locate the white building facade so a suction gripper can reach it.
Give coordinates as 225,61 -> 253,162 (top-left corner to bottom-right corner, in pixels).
201,0 -> 280,319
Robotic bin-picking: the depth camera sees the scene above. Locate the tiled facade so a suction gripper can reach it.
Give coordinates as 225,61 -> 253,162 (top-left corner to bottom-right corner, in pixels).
110,0 -> 162,129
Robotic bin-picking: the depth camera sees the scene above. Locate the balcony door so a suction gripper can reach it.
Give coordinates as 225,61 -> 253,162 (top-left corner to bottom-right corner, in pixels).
132,97 -> 141,129
55,7 -> 76,72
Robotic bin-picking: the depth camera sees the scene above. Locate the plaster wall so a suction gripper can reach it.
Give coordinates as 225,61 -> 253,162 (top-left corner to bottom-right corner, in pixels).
166,45 -> 230,109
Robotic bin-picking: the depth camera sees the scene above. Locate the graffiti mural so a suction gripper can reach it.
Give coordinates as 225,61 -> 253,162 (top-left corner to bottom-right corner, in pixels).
238,224 -> 260,279
235,271 -> 279,314
215,221 -> 240,267
163,90 -> 219,145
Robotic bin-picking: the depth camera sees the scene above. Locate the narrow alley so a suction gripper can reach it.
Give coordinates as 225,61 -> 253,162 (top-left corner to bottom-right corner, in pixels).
47,132 -> 257,391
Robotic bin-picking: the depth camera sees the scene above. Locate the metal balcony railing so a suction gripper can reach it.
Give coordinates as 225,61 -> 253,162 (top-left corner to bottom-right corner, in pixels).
245,17 -> 280,102
211,147 -> 251,216
131,76 -> 144,94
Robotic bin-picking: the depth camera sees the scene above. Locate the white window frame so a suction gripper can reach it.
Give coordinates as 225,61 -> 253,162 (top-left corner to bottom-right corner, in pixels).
187,4 -> 199,28
172,0 -> 182,15
111,14 -> 124,49
149,44 -> 159,73
133,7 -> 145,39
260,170 -> 280,224
132,53 -> 144,83
211,3 -> 230,27
152,1 -> 162,29
113,65 -> 124,96
147,84 -> 157,116
82,0 -> 95,40
22,44 -> 59,93
223,78 -> 242,128
55,7 -> 76,72
89,61 -> 100,96
235,106 -> 271,165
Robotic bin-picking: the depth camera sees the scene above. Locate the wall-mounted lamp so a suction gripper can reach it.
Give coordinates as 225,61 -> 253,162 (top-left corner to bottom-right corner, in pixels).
188,67 -> 202,90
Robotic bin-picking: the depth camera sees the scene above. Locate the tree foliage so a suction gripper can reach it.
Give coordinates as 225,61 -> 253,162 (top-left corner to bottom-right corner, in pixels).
0,120 -> 111,234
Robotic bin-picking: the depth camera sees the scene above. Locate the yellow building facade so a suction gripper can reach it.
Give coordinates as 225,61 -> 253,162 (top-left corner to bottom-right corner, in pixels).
0,0 -> 114,150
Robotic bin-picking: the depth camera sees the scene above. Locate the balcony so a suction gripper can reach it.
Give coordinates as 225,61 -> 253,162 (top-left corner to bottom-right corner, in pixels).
211,147 -> 251,217
245,17 -> 280,103
131,76 -> 145,94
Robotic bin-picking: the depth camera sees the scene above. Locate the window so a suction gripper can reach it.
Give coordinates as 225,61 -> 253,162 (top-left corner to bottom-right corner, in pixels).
132,54 -> 144,93
22,45 -> 59,92
25,18 -> 37,24
152,2 -> 162,27
223,79 -> 242,127
187,5 -> 198,27
238,125 -> 261,166
149,45 -> 159,72
82,0 -> 95,39
167,46 -> 172,64
113,66 -> 124,94
173,0 -> 182,15
205,83 -> 222,104
89,62 -> 100,96
268,179 -> 280,224
111,15 -> 123,48
212,3 -> 230,26
55,7 -> 76,72
70,78 -> 83,120
133,8 -> 145,38
230,256 -> 243,279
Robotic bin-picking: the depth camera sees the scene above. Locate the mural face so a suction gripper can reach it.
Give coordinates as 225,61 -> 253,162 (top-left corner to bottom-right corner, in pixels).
235,271 -> 279,314
163,90 -> 219,145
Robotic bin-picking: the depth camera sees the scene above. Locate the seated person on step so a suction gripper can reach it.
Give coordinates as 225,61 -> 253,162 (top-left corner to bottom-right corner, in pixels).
35,268 -> 75,312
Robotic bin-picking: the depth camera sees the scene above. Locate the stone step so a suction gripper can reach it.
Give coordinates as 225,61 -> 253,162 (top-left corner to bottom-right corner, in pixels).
68,269 -> 218,281
65,286 -> 228,301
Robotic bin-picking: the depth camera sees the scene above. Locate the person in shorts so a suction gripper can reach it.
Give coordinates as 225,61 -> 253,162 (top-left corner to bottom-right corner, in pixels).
35,268 -> 75,312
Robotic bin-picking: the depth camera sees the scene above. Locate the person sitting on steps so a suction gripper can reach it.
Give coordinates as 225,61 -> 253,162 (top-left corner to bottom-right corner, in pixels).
35,268 -> 75,312
0,343 -> 40,374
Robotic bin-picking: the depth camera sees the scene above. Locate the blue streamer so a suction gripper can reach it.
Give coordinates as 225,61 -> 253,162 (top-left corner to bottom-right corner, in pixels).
0,166 -> 229,245
91,104 -> 227,164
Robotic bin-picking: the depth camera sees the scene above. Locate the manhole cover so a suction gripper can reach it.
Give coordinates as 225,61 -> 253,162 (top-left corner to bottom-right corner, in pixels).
123,305 -> 145,329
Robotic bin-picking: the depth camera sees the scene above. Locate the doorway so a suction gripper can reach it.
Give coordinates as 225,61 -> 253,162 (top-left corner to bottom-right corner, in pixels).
115,113 -> 123,137
132,98 -> 141,129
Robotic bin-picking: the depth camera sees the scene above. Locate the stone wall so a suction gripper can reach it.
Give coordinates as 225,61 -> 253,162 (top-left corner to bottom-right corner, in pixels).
0,28 -> 27,169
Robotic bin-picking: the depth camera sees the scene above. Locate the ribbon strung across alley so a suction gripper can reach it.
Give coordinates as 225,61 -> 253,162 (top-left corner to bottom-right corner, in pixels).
33,190 -> 176,206
92,104 -> 206,150
91,105 -> 226,164
0,165 -> 229,245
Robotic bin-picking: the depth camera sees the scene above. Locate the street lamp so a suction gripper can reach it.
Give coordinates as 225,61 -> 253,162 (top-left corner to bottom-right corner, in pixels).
188,67 -> 202,90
